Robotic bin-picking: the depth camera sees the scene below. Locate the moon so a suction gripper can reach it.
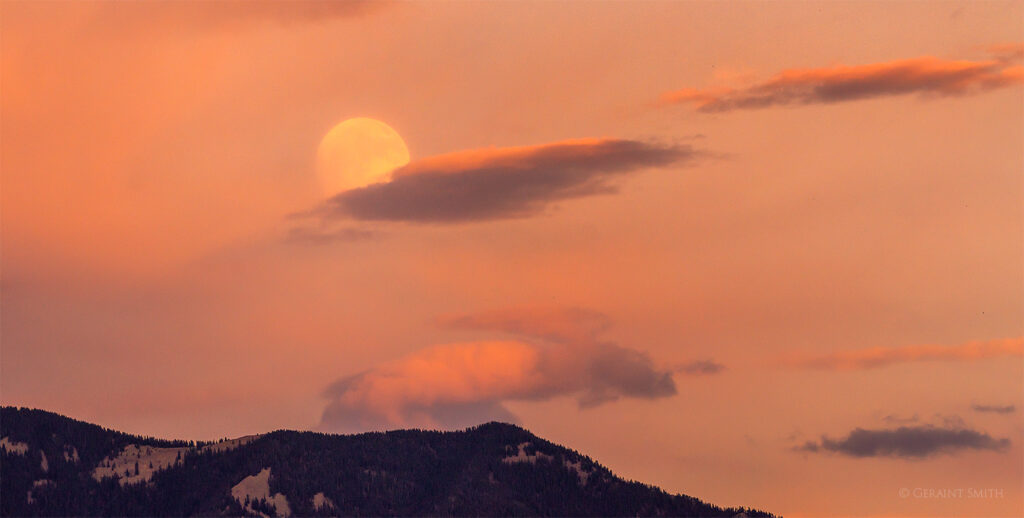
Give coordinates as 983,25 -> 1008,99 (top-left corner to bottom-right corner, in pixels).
316,118 -> 410,194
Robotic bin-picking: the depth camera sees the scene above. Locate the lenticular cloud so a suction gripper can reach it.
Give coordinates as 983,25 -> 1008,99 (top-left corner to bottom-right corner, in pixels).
319,307 -> 687,432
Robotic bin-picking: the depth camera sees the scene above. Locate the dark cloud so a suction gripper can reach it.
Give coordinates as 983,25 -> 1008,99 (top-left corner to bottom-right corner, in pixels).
796,425 -> 1011,459
662,54 -> 1024,112
579,343 -> 678,407
972,404 -> 1016,414
306,139 -> 697,224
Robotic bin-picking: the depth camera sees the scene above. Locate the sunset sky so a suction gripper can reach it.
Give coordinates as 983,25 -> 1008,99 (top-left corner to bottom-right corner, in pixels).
2,1 -> 1022,517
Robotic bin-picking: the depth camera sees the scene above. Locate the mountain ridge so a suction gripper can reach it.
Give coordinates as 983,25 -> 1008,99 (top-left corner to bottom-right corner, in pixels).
1,406 -> 776,517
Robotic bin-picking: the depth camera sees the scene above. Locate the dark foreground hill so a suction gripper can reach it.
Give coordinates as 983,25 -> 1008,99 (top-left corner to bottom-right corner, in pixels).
0,407 -> 775,517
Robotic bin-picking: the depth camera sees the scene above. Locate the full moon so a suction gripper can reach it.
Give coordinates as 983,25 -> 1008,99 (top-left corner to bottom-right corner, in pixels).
316,118 -> 410,194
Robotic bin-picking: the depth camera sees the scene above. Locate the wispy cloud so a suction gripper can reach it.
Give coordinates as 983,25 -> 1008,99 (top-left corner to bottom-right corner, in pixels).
285,226 -> 378,245
302,138 -> 698,225
987,42 -> 1024,62
438,306 -> 613,345
882,414 -> 920,425
787,337 -> 1023,370
972,404 -> 1016,414
94,0 -> 386,32
796,425 -> 1011,459
662,51 -> 1024,112
677,360 -> 725,375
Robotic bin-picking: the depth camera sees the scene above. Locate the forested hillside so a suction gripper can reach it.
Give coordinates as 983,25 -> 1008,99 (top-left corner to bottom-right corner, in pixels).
1,407 -> 775,517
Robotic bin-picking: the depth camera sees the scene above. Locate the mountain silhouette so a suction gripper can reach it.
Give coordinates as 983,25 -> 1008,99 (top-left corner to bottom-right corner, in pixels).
0,407 -> 776,517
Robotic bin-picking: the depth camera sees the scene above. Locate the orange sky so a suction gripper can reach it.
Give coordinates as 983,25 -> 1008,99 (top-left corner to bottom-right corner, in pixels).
2,2 -> 1022,517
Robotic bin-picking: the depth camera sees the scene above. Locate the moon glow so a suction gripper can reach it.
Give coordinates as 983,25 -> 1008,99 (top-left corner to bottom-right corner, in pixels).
316,118 -> 410,194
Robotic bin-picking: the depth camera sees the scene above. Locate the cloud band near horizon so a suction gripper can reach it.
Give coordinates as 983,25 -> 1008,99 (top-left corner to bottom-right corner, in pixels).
788,337 -> 1023,370
796,425 -> 1011,458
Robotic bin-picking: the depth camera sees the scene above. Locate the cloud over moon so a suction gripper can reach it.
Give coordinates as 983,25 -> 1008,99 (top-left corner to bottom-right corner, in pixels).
320,307 -> 716,433
662,53 -> 1024,112
306,138 -> 697,224
796,425 -> 1011,459
786,337 -> 1023,370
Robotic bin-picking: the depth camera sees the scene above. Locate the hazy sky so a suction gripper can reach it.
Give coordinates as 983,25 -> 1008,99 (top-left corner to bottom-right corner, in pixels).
2,2 -> 1022,516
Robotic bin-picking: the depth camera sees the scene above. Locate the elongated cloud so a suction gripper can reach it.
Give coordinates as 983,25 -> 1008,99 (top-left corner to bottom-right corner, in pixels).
789,337 -> 1023,370
285,226 -> 377,245
320,340 -> 677,432
662,53 -> 1024,112
796,425 -> 1010,459
972,404 -> 1016,414
308,138 -> 696,224
321,307 -> 716,432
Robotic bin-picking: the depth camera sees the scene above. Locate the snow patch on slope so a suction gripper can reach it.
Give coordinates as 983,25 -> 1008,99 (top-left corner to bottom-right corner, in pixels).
501,441 -> 592,486
64,445 -> 80,463
27,479 -> 54,504
92,444 -> 189,486
312,492 -> 334,510
502,442 -> 553,464
563,458 -> 591,485
1,436 -> 29,455
231,467 -> 291,518
40,451 -> 49,472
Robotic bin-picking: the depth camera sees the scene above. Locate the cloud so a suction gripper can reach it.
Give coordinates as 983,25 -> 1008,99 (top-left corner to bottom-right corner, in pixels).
305,138 -> 697,224
440,306 -> 726,378
988,43 -> 1024,62
320,339 -> 677,433
796,425 -> 1011,459
662,54 -> 1024,112
787,337 -> 1023,370
320,307 -> 722,432
972,404 -> 1016,414
882,414 -> 920,425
